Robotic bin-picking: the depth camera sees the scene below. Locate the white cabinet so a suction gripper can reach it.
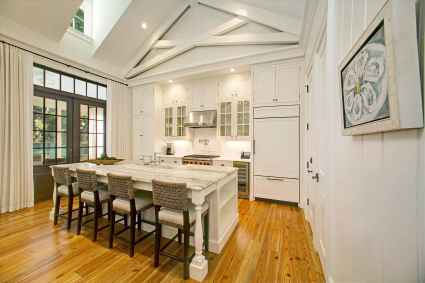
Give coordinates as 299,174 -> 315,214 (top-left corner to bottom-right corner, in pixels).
190,78 -> 217,111
218,100 -> 250,139
159,156 -> 182,165
163,105 -> 188,138
253,104 -> 300,203
253,117 -> 299,178
254,176 -> 299,203
252,64 -> 275,106
252,61 -> 301,107
133,85 -> 158,159
213,160 -> 233,167
276,64 -> 301,105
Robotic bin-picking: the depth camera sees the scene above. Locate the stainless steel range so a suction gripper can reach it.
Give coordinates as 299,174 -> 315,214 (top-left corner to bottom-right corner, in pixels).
182,154 -> 220,166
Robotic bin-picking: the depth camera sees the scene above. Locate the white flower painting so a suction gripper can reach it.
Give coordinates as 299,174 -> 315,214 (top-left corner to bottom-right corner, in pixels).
341,24 -> 389,128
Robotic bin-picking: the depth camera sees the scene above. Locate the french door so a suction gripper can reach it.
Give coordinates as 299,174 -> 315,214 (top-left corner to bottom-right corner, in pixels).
33,86 -> 106,202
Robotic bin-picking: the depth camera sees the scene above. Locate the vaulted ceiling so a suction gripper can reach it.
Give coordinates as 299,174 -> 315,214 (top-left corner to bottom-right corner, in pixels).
0,0 -> 307,80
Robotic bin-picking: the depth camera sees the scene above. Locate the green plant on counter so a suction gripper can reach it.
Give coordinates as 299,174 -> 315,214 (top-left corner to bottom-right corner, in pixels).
98,154 -> 118,161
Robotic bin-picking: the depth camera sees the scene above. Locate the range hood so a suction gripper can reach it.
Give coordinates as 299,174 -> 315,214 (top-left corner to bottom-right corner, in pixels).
184,110 -> 217,128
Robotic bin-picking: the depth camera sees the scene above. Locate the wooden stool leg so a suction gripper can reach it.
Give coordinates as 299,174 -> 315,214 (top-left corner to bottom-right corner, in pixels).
77,197 -> 83,235
177,229 -> 182,244
54,195 -> 61,225
85,203 -> 89,215
204,211 -> 209,252
109,208 -> 115,249
93,203 -> 98,242
137,211 -> 142,232
67,194 -> 73,230
183,224 -> 190,279
154,207 -> 161,267
130,211 -> 136,257
124,215 -> 128,228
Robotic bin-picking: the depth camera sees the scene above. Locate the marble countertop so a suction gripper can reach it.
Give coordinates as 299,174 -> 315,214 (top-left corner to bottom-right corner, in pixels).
52,161 -> 237,191
158,154 -> 251,162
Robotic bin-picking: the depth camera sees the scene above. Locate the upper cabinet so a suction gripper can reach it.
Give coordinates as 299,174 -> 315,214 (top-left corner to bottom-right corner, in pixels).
252,61 -> 302,107
190,78 -> 218,111
218,73 -> 251,139
161,84 -> 189,139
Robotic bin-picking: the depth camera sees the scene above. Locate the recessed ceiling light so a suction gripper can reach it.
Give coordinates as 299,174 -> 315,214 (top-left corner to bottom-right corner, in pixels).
168,79 -> 173,83
141,22 -> 147,29
230,68 -> 235,73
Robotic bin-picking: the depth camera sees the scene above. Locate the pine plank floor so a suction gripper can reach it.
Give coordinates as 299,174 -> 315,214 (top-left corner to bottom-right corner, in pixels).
0,199 -> 324,283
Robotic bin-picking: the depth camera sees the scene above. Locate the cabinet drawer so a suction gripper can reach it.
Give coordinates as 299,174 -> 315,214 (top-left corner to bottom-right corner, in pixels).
160,157 -> 182,165
254,176 -> 299,203
254,105 -> 299,119
213,160 -> 233,167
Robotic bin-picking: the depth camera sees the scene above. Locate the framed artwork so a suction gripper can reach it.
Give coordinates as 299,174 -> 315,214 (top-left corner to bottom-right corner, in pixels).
338,0 -> 423,135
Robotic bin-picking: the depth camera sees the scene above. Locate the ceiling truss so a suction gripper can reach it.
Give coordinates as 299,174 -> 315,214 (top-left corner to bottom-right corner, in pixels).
125,0 -> 301,79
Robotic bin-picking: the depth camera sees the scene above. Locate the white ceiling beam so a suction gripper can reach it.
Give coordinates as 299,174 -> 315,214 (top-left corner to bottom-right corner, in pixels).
153,40 -> 179,49
153,17 -> 248,49
198,0 -> 301,35
199,33 -> 299,46
126,32 -> 298,78
127,43 -> 196,78
208,17 -> 248,36
124,2 -> 191,77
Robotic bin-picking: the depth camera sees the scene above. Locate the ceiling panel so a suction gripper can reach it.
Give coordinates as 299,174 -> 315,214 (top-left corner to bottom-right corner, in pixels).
93,0 -> 182,66
238,0 -> 306,19
0,0 -> 83,41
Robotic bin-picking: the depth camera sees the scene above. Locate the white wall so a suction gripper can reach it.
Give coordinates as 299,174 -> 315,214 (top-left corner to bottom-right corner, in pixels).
305,0 -> 425,282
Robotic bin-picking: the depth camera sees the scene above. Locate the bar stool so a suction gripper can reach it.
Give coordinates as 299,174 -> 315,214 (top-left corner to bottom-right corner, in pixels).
52,167 -> 80,230
108,173 -> 155,257
152,180 -> 209,279
76,169 -> 110,241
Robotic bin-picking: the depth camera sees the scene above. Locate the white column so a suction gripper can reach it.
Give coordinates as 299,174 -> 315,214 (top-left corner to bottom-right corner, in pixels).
190,191 -> 208,281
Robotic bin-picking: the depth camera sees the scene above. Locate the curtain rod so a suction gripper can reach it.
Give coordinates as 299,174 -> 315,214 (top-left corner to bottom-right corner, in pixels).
0,40 -> 128,86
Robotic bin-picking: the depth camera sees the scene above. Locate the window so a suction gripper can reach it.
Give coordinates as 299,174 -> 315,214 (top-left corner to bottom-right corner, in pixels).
165,107 -> 173,137
80,104 -> 105,161
33,97 -> 69,165
70,8 -> 85,33
33,64 -> 107,164
220,102 -> 232,136
33,65 -> 107,101
237,100 -> 250,136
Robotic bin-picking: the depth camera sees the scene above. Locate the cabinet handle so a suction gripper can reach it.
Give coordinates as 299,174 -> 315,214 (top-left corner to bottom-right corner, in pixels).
267,177 -> 284,181
253,140 -> 255,155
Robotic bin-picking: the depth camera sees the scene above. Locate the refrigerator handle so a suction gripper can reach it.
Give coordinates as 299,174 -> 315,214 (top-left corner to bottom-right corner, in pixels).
253,139 -> 255,155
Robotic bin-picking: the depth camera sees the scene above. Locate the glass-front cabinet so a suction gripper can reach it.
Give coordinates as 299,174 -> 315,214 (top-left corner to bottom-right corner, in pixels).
219,102 -> 232,136
218,99 -> 250,139
164,107 -> 173,137
164,105 -> 188,138
176,106 -> 187,137
236,100 -> 250,136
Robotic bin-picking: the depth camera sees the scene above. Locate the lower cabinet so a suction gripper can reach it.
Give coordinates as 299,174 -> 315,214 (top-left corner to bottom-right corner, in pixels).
212,160 -> 233,167
159,156 -> 182,165
254,176 -> 299,203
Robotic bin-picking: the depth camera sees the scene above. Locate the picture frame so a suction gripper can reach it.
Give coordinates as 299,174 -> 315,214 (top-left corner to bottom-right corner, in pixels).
338,0 -> 423,135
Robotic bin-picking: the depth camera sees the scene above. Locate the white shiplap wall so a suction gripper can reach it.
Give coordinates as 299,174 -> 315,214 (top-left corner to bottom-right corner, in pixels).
307,0 -> 425,282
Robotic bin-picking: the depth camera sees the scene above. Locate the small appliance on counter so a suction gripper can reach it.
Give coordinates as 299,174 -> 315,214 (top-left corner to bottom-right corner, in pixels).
166,143 -> 175,155
240,152 -> 251,160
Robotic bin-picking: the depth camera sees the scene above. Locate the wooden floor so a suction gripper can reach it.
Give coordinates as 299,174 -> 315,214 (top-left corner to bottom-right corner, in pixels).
0,200 -> 324,283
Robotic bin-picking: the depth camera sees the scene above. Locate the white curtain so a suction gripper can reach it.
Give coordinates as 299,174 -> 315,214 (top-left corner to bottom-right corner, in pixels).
0,43 -> 34,213
106,80 -> 132,159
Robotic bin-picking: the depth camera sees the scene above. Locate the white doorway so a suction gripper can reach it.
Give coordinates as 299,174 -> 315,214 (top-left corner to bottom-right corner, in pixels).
304,31 -> 329,265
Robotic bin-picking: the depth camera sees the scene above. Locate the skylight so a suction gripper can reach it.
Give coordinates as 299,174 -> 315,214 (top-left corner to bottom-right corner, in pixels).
69,0 -> 92,38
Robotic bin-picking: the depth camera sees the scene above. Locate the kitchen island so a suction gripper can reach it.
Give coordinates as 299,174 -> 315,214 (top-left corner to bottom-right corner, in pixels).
51,161 -> 239,281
